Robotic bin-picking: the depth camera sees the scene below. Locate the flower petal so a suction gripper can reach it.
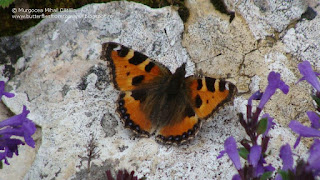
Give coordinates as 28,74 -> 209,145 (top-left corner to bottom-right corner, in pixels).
217,150 -> 226,159
258,72 -> 289,109
279,144 -> 293,171
298,61 -> 320,91
275,174 -> 282,180
248,90 -> 263,106
0,137 -> 24,165
0,81 -> 15,99
22,120 -> 36,147
225,136 -> 242,170
0,105 -> 36,164
0,106 -> 30,128
3,92 -> 15,98
293,136 -> 301,149
307,139 -> 320,172
289,120 -> 320,138
306,111 -> 320,129
264,164 -> 275,172
232,174 -> 241,180
248,145 -> 262,167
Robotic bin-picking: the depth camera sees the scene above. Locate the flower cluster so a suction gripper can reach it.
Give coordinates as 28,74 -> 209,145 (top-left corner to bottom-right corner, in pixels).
277,61 -> 320,179
106,169 -> 145,180
218,61 -> 320,179
0,81 -> 36,167
218,72 -> 289,179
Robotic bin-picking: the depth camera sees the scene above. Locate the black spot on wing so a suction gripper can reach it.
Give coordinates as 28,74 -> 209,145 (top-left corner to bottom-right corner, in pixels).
126,72 -> 130,76
197,79 -> 203,90
145,62 -> 155,72
205,77 -> 216,92
129,51 -> 148,65
185,105 -> 195,117
132,75 -> 145,86
106,42 -> 118,51
219,81 -> 226,91
117,45 -> 129,57
195,94 -> 202,108
131,89 -> 147,102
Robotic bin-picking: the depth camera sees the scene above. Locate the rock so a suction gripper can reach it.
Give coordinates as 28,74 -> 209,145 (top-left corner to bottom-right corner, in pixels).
0,0 -> 318,179
283,5 -> 320,67
229,0 -> 308,39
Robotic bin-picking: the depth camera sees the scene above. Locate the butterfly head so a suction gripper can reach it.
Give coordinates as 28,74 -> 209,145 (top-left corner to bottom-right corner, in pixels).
166,63 -> 187,95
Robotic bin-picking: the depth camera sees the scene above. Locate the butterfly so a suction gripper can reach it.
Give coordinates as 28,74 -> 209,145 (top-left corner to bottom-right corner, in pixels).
101,42 -> 237,145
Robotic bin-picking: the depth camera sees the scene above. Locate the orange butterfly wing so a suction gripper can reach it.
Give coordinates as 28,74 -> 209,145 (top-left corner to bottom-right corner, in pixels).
101,42 -> 170,136
156,106 -> 201,145
101,42 -> 237,144
117,91 -> 152,136
187,76 -> 237,119
101,42 -> 170,91
156,77 -> 236,144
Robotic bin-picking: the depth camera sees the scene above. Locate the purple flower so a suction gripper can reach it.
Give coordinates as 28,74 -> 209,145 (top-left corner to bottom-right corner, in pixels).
106,169 -> 142,180
248,91 -> 263,106
258,72 -> 289,109
298,61 -> 320,91
232,174 -> 241,180
307,139 -> 320,175
280,144 -> 294,171
0,81 -> 14,99
247,145 -> 275,177
276,141 -> 320,179
274,144 -> 294,180
248,145 -> 261,167
217,136 -> 241,170
289,116 -> 320,148
0,106 -> 36,165
261,113 -> 275,137
307,111 -> 320,129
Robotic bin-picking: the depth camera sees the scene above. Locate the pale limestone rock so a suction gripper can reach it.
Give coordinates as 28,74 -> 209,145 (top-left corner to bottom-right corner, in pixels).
230,0 -> 308,39
283,4 -> 320,68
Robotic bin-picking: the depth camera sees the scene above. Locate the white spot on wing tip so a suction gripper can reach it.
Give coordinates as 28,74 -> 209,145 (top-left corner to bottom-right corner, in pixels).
114,45 -> 121,51
225,83 -> 230,90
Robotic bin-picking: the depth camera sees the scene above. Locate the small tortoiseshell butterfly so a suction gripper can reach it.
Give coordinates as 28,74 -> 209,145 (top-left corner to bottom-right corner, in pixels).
101,42 -> 237,145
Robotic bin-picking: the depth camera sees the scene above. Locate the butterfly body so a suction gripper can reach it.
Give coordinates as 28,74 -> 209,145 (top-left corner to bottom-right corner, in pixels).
101,42 -> 237,145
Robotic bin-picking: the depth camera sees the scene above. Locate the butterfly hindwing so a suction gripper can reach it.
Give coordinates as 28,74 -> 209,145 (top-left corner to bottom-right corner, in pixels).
156,105 -> 202,145
101,42 -> 170,91
186,76 -> 237,119
117,91 -> 152,137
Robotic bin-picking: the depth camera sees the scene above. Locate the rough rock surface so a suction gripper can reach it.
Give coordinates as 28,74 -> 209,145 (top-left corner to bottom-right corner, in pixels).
228,0 -> 308,39
0,0 -> 319,179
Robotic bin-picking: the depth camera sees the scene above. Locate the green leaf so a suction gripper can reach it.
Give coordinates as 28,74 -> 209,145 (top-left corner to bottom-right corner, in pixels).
239,147 -> 249,159
257,118 -> 268,135
278,170 -> 290,180
312,95 -> 320,107
260,171 -> 272,180
0,161 -> 2,169
0,0 -> 14,8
